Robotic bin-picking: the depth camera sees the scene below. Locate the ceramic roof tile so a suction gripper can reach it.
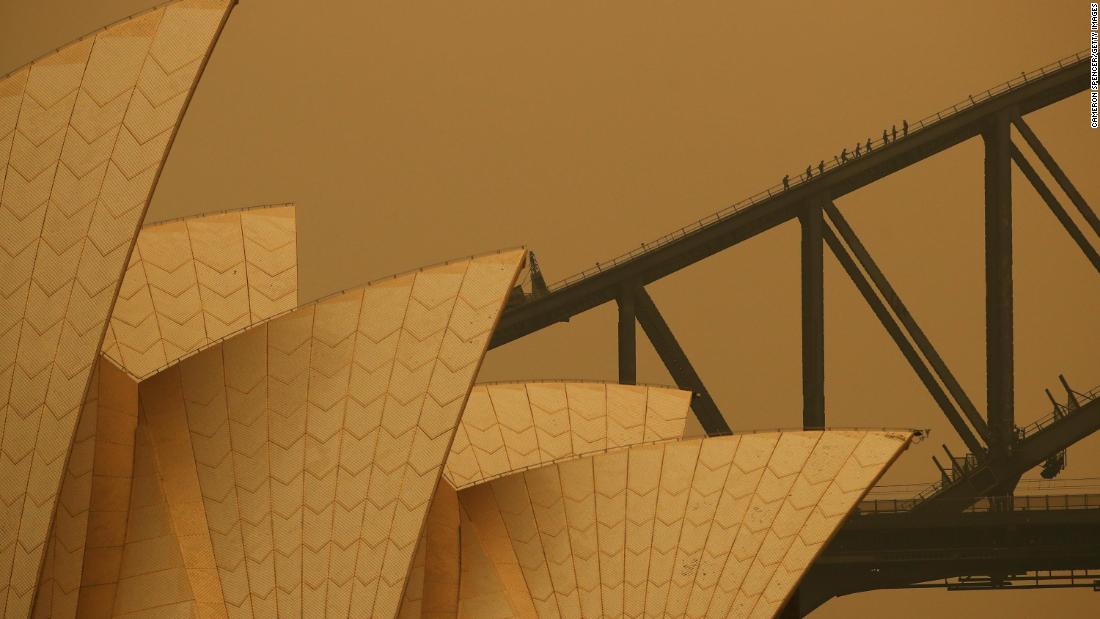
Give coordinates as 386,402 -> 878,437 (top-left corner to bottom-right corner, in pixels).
0,2 -> 233,613
460,430 -> 912,619
102,204 -> 298,380
444,382 -> 691,491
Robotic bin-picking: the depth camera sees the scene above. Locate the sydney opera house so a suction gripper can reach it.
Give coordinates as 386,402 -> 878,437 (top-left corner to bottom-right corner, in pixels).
0,1 -> 914,617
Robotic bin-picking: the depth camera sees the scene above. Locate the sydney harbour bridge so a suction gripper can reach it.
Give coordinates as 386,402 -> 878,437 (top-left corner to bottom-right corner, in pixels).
0,2 -> 1096,615
492,50 -> 1100,615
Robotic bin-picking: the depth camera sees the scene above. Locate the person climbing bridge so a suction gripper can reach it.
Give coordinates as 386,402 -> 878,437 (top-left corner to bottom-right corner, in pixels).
882,128 -> 889,144
818,160 -> 825,175
782,174 -> 790,190
840,147 -> 848,163
892,124 -> 897,141
855,142 -> 861,158
805,165 -> 813,180
903,119 -> 909,136
866,137 -> 873,152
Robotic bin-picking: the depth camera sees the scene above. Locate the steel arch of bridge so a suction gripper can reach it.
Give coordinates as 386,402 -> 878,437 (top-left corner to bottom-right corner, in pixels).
491,50 -> 1100,610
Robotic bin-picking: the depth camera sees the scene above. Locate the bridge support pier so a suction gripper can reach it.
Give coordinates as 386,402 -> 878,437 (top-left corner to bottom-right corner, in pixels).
800,199 -> 825,429
984,110 -> 1014,458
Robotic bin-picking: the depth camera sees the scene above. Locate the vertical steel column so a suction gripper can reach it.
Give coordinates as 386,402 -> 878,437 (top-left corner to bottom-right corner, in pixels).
984,111 -> 1014,456
800,199 -> 825,429
616,287 -> 637,385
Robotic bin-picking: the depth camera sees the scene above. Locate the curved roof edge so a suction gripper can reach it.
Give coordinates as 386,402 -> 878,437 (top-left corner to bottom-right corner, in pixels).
103,203 -> 299,380
457,429 -> 914,618
123,245 -> 527,381
445,381 -> 694,490
0,0 -> 238,82
473,377 -> 683,391
140,201 -> 296,229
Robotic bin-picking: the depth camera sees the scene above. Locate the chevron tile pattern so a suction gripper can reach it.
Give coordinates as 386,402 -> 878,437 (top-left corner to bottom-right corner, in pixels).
397,481 -> 461,619
458,430 -> 912,619
0,6 -> 922,619
397,529 -> 428,619
74,360 -> 139,617
31,358 -> 143,619
135,249 -> 524,618
445,382 -> 691,490
30,363 -> 99,619
113,416 -> 208,618
140,363 -> 229,619
0,1 -> 233,614
458,482 -> 539,619
102,204 -> 298,380
32,202 -> 293,617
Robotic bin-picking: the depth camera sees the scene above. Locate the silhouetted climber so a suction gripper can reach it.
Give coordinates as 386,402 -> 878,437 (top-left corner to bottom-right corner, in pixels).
840,148 -> 848,163
892,124 -> 897,141
782,174 -> 790,190
866,137 -> 872,152
833,155 -> 840,167
903,119 -> 909,136
805,165 -> 812,180
818,160 -> 825,175
855,143 -> 861,158
882,128 -> 889,144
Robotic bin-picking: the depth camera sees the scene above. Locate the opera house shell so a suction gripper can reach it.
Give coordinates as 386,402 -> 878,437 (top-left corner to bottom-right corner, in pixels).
0,2 -> 914,617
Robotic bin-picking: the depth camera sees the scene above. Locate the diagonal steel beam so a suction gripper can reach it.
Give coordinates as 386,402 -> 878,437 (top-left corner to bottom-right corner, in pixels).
489,60 -> 1090,350
633,287 -> 731,435
1009,143 -> 1100,273
823,223 -> 984,454
1013,115 -> 1100,237
823,202 -> 991,445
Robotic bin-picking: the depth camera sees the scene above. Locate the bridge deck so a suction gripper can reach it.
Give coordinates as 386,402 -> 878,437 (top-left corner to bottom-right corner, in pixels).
785,493 -> 1100,614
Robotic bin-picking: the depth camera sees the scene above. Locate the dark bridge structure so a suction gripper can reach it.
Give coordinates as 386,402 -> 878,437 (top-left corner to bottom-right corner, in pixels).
491,50 -> 1100,615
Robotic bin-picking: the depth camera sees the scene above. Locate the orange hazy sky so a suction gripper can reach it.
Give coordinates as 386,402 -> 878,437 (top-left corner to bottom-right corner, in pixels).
3,1 -> 1098,616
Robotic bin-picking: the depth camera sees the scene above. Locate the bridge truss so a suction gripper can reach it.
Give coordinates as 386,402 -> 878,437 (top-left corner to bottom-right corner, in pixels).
489,50 -> 1100,614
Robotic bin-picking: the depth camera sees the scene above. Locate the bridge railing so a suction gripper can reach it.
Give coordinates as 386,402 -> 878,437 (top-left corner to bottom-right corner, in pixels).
903,453 -> 982,505
856,492 -> 1100,515
903,570 -> 1100,591
890,382 -> 1099,508
545,49 -> 1089,293
1015,384 -> 1100,441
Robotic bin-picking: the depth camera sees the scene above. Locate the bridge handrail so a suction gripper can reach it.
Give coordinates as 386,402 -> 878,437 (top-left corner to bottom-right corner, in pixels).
908,461 -> 971,504
1015,384 -> 1100,440
856,492 -> 1100,515
544,49 -> 1089,292
904,384 -> 1099,506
